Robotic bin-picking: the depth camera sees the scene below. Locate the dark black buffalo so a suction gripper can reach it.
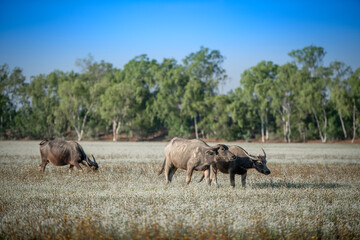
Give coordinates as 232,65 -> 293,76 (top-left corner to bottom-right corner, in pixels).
201,145 -> 270,187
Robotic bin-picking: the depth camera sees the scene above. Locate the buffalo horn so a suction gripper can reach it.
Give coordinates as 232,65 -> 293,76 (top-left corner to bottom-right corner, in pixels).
243,150 -> 258,161
92,154 -> 97,164
261,148 -> 266,158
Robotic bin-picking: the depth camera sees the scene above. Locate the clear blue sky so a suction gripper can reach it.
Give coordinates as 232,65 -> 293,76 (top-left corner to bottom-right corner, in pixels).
1,0 -> 359,93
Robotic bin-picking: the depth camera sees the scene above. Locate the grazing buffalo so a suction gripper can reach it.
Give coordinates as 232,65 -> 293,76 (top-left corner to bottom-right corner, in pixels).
39,140 -> 98,172
200,146 -> 270,188
158,137 -> 237,185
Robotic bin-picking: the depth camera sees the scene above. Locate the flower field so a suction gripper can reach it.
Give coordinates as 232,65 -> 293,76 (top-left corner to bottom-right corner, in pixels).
1,141 -> 359,239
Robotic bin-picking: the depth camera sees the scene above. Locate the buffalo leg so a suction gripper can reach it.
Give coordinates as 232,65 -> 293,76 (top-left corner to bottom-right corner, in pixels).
40,158 -> 49,172
39,151 -> 48,172
230,171 -> 236,188
68,165 -> 74,173
168,166 -> 177,183
186,167 -> 195,185
164,160 -> 172,183
241,173 -> 247,188
73,161 -> 83,172
210,165 -> 218,187
204,169 -> 211,186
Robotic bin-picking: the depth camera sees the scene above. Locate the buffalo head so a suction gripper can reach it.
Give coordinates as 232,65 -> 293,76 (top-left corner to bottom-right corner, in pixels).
243,148 -> 270,175
206,144 -> 237,162
85,155 -> 99,171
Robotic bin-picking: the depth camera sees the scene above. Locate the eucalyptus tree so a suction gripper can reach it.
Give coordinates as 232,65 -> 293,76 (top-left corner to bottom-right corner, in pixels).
99,63 -> 156,141
241,61 -> 277,142
56,71 -> 88,141
289,45 -> 326,78
329,61 -> 352,139
0,64 -> 26,138
98,69 -> 122,141
56,57 -> 113,141
116,55 -> 159,138
182,47 -> 227,138
269,63 -> 298,142
152,58 -> 190,137
289,45 -> 329,142
25,71 -> 65,138
348,68 -> 360,143
199,94 -> 235,140
181,77 -> 205,139
228,88 -> 255,141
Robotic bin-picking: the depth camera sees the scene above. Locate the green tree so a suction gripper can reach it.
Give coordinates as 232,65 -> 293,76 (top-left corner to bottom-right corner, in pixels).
111,55 -> 159,139
270,63 -> 298,142
329,61 -> 352,139
348,68 -> 360,143
228,88 -> 255,141
99,68 -> 142,141
241,61 -> 277,142
56,72 -> 90,141
182,77 -> 205,139
152,58 -> 190,138
56,56 -> 113,141
200,95 -> 235,140
289,45 -> 329,142
289,45 -> 326,77
0,64 -> 26,138
25,71 -> 64,138
182,47 -> 227,138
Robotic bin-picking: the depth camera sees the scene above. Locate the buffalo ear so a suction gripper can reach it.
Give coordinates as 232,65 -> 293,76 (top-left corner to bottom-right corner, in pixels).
210,145 -> 221,154
206,150 -> 215,155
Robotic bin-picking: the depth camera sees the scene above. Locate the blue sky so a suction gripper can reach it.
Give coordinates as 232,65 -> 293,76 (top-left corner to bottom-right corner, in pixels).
1,0 -> 360,93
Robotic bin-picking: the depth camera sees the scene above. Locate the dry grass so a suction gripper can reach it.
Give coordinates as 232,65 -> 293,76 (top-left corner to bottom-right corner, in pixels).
0,141 -> 360,239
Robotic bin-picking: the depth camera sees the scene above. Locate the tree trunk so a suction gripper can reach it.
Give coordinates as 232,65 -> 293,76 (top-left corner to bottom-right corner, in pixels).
194,116 -> 198,139
352,103 -> 356,143
77,103 -> 94,142
339,111 -> 347,139
112,120 -> 117,142
322,109 -> 327,143
312,107 -> 326,143
260,115 -> 265,142
280,111 -> 287,143
116,121 -> 121,140
75,128 -> 81,141
265,107 -> 269,141
78,130 -> 84,141
287,111 -> 291,143
352,102 -> 359,144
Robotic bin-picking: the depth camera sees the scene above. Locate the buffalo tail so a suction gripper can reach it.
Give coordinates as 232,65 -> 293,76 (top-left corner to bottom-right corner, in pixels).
158,158 -> 166,175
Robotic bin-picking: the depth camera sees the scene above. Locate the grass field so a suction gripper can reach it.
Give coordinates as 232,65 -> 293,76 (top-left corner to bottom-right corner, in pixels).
1,141 -> 360,239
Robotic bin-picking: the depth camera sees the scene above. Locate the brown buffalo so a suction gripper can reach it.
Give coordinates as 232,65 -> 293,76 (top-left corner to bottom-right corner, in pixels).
39,140 -> 98,172
201,145 -> 270,187
158,137 -> 237,185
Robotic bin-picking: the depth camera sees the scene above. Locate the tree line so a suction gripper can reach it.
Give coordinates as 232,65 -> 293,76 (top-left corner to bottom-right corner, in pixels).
1,45 -> 359,143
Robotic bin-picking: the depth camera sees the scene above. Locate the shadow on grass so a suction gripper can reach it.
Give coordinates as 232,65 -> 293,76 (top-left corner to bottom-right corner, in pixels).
254,182 -> 350,189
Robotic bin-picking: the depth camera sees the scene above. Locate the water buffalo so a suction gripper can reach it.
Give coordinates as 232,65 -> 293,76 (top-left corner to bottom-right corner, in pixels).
39,140 -> 98,172
158,137 -> 237,185
200,145 -> 270,188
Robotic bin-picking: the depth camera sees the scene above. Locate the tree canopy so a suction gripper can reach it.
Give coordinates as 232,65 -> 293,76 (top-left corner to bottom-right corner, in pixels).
1,46 -> 359,143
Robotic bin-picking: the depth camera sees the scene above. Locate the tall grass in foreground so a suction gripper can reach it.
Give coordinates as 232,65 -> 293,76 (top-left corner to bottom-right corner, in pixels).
0,142 -> 360,239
